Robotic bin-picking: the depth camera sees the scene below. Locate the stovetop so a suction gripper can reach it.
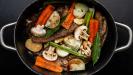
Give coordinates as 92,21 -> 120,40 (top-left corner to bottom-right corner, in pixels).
0,0 -> 133,74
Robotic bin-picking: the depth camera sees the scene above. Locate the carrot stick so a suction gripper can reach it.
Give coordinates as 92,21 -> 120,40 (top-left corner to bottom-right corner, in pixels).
89,19 -> 99,43
36,5 -> 55,26
35,56 -> 63,72
62,2 -> 75,29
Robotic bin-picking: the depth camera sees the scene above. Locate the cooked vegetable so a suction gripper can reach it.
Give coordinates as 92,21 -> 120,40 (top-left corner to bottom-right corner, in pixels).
49,42 -> 87,58
56,45 -> 69,57
69,59 -> 85,71
45,11 -> 60,29
36,5 -> 55,26
74,26 -> 89,40
74,18 -> 84,25
32,23 -> 78,43
42,46 -> 58,61
92,33 -> 101,65
73,3 -> 88,18
35,56 -> 63,72
54,38 -> 64,43
64,35 -> 81,50
78,41 -> 92,57
89,19 -> 99,43
62,2 -> 75,29
31,25 -> 46,36
25,39 -> 42,52
84,8 -> 95,27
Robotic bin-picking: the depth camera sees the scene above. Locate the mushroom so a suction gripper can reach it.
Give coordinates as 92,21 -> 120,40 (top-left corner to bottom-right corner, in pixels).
69,59 -> 85,71
64,35 -> 82,50
42,46 -> 58,61
31,25 -> 46,36
54,38 -> 64,43
74,26 -> 89,40
74,18 -> 84,25
78,41 -> 92,57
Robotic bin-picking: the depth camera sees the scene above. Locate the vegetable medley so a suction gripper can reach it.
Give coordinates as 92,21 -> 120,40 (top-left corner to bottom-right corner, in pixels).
25,2 -> 107,72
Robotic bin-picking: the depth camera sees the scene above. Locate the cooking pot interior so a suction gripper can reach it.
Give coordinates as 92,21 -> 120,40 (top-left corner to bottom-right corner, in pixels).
15,0 -> 117,74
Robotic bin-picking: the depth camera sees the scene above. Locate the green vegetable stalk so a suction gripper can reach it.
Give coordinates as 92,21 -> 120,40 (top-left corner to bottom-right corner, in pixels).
84,8 -> 95,27
92,33 -> 101,65
49,42 -> 87,59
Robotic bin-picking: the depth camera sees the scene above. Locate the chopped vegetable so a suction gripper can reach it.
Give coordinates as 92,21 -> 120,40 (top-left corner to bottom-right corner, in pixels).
36,5 -> 55,26
69,59 -> 85,71
74,18 -> 84,25
49,42 -> 87,59
54,37 -> 64,43
45,11 -> 60,29
42,46 -> 58,61
25,39 -> 42,52
84,8 -> 95,27
64,35 -> 81,50
92,33 -> 101,65
56,45 -> 69,57
74,26 -> 89,40
31,25 -> 46,36
35,56 -> 63,72
62,2 -> 75,29
89,19 -> 99,43
78,41 -> 92,57
73,3 -> 88,18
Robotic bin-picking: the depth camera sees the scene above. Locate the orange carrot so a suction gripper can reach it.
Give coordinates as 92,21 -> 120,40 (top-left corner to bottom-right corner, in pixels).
35,56 -> 63,72
36,5 -> 55,26
62,2 -> 75,29
89,19 -> 99,43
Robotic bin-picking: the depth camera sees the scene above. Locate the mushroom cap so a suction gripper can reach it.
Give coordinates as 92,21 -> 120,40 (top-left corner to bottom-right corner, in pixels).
42,51 -> 58,61
74,26 -> 88,40
31,25 -> 46,36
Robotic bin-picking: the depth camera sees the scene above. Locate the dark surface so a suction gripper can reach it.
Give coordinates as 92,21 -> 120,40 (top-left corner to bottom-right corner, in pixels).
0,0 -> 133,75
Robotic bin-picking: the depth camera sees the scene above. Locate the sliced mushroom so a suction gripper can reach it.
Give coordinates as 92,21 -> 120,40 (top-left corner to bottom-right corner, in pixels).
69,59 -> 85,71
31,25 -> 46,36
74,18 -> 84,25
74,26 -> 89,40
54,38 -> 64,43
78,41 -> 92,57
42,46 -> 58,61
64,35 -> 82,50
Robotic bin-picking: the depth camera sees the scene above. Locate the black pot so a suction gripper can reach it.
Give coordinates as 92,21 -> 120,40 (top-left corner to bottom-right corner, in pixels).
0,0 -> 132,75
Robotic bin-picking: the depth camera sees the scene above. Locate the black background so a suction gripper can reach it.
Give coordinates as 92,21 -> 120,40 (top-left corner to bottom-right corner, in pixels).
0,0 -> 133,75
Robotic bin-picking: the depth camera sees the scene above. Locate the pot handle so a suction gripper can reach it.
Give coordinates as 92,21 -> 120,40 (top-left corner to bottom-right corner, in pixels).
115,22 -> 132,53
0,22 -> 17,51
